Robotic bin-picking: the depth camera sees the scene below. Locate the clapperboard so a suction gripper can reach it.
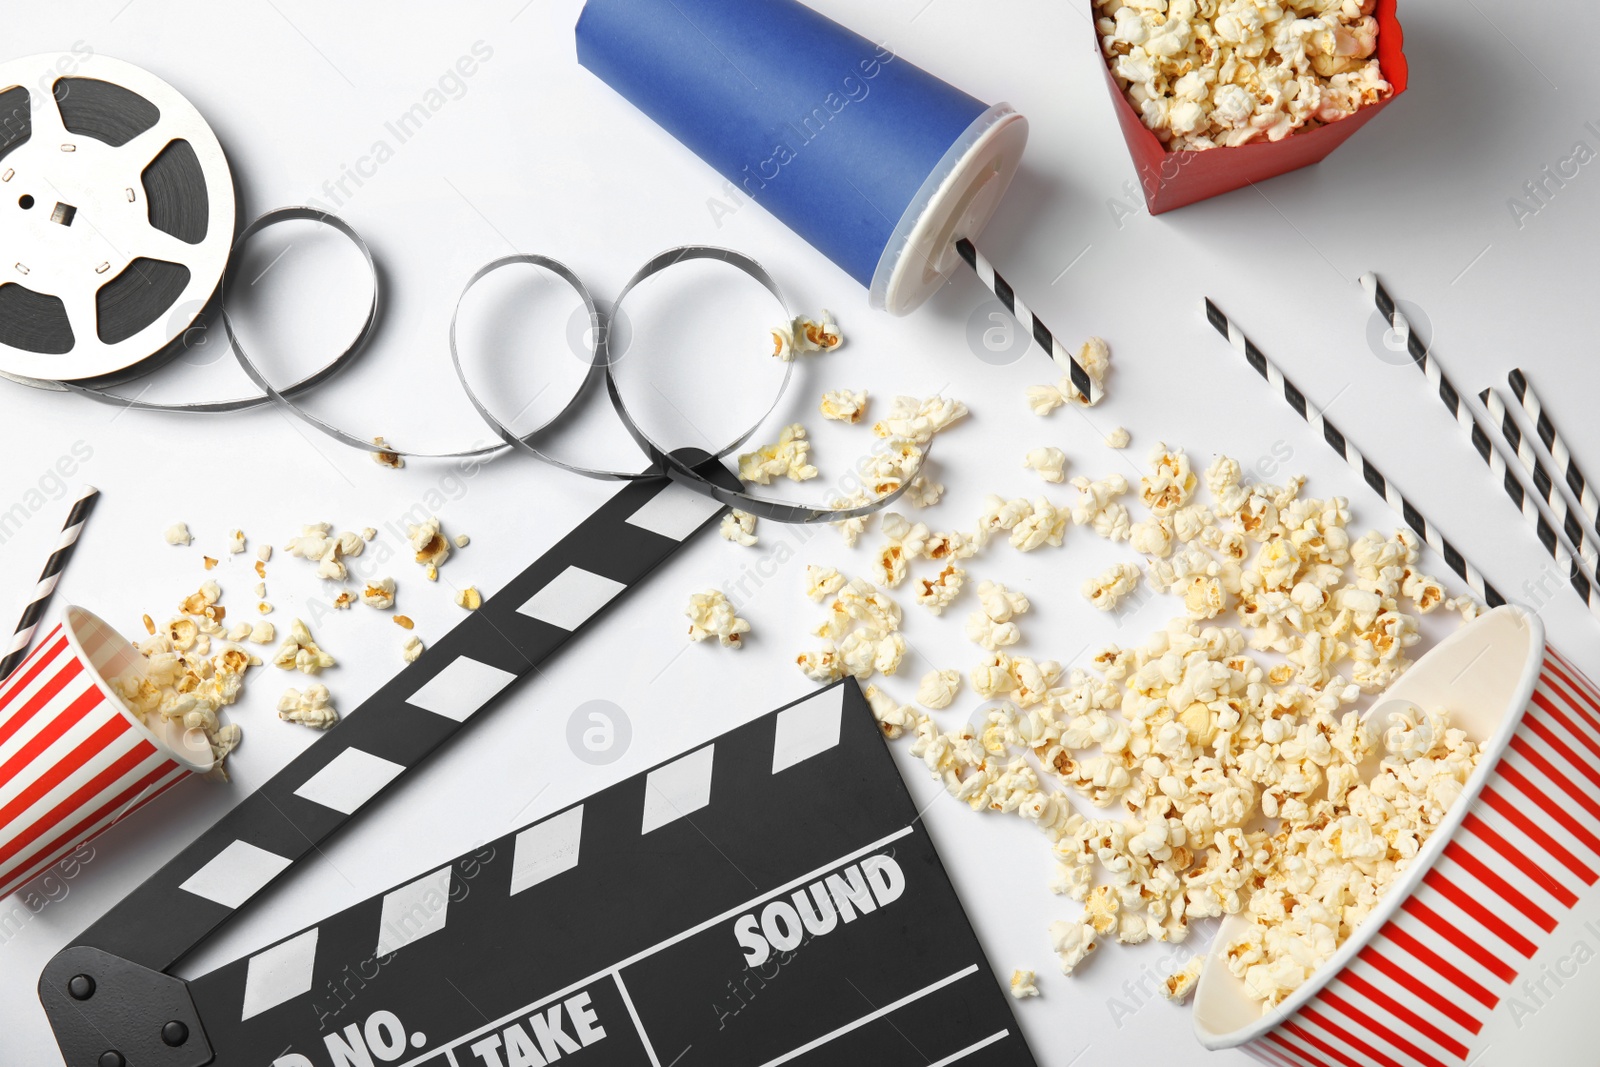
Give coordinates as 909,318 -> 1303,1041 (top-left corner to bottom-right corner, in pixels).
39,469 -> 1035,1067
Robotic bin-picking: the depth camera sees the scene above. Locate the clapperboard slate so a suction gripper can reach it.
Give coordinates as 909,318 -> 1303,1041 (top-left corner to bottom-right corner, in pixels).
37,473 -> 1035,1067
182,681 -> 1034,1066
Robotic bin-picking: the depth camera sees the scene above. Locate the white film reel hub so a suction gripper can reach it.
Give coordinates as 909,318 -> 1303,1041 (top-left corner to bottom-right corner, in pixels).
0,54 -> 235,382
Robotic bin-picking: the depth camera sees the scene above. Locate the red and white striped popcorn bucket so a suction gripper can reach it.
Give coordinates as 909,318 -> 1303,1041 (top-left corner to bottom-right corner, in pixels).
0,605 -> 212,899
1195,605 -> 1600,1065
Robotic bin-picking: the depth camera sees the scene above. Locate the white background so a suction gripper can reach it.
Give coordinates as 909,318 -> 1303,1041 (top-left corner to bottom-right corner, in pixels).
2,1 -> 1599,1064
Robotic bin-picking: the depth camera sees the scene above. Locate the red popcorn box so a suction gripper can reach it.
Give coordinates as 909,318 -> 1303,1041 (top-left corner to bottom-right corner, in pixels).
1098,0 -> 1409,215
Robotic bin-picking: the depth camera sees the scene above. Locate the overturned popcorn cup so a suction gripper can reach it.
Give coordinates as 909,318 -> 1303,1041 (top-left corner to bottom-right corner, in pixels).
0,606 -> 212,899
1097,0 -> 1410,215
1195,605 -> 1600,1065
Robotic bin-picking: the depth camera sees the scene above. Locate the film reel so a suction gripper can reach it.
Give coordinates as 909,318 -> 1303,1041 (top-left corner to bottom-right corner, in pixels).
0,54 -> 235,383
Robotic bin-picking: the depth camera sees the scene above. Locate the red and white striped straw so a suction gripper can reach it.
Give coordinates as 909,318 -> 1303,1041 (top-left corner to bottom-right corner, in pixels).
0,486 -> 100,684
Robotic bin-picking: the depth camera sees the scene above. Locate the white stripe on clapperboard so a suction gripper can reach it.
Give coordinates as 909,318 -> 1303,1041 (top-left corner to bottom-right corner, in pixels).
398,824 -> 926,1067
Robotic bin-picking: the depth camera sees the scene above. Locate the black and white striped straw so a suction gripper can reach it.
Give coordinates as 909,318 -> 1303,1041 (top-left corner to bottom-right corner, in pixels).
1480,387 -> 1599,580
1360,272 -> 1600,593
1508,368 -> 1600,538
954,237 -> 1105,405
0,486 -> 100,682
1202,299 -> 1518,611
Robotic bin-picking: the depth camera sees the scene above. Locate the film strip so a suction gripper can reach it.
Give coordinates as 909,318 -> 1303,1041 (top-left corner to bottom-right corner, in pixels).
187,681 -> 1030,1067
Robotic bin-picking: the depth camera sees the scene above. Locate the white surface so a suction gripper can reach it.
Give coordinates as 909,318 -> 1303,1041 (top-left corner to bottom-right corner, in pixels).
0,1 -> 1598,1064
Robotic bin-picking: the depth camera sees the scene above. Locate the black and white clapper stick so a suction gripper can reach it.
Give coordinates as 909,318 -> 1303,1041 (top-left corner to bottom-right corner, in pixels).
1202,299 -> 1518,611
955,238 -> 1104,405
1361,273 -> 1600,593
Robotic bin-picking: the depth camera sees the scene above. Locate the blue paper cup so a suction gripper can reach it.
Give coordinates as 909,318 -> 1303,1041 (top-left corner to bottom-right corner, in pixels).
577,0 -> 1027,315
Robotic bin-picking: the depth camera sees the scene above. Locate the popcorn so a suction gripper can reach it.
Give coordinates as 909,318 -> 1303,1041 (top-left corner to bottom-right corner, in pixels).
872,395 -> 968,445
394,615 -> 415,630
914,564 -> 965,615
361,577 -> 397,610
850,435 -> 1480,1007
903,472 -> 944,509
864,683 -> 922,739
967,579 -> 1029,651
796,648 -> 844,683
924,530 -> 980,562
273,619 -> 336,675
164,523 -> 192,546
798,577 -> 905,684
874,513 -> 931,588
1027,384 -> 1068,418
820,388 -> 868,423
1096,0 -> 1390,151
776,310 -> 844,360
1105,427 -> 1131,449
686,590 -> 750,648
916,669 -> 962,710
1011,498 -> 1069,552
455,586 -> 483,611
978,495 -> 1034,537
226,529 -> 246,555
284,523 -> 333,561
278,685 -> 337,730
114,595 -> 260,781
1083,562 -> 1141,611
371,436 -> 404,468
1009,970 -> 1040,999
1070,474 -> 1132,542
1141,444 -> 1198,516
1049,919 -> 1098,974
721,509 -> 758,547
738,424 -> 818,484
977,580 -> 1030,623
257,544 -> 273,563
1028,338 -> 1112,412
1130,517 -> 1174,558
804,565 -> 846,603
1023,447 -> 1068,484
1162,955 -> 1205,1003
794,310 -> 842,353
402,636 -> 425,663
249,621 -> 275,644
454,533 -> 471,549
408,517 -> 452,570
